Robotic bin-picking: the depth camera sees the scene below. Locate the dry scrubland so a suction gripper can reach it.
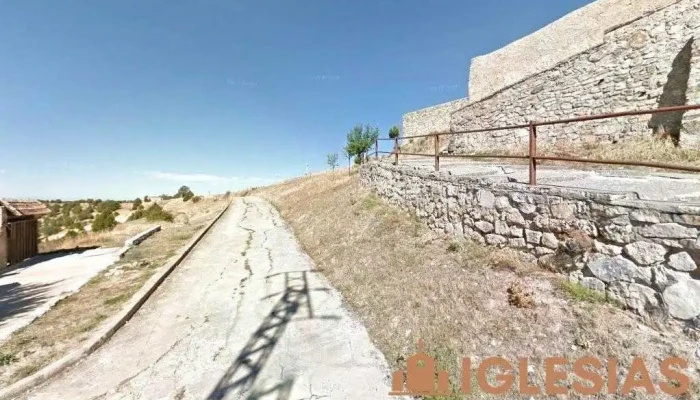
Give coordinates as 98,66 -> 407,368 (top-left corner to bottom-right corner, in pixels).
0,195 -> 229,388
254,170 -> 700,399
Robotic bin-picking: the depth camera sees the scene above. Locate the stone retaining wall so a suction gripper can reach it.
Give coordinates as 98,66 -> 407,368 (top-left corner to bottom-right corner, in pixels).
360,162 -> 700,321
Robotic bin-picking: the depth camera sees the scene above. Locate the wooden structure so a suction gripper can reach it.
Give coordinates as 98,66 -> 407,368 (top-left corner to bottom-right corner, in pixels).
1,199 -> 50,267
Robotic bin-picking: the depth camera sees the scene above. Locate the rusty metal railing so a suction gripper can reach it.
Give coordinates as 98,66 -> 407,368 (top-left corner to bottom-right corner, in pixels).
374,104 -> 700,185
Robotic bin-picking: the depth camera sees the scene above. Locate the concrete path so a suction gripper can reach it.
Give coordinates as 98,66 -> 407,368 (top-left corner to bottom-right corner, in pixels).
0,247 -> 121,344
21,197 -> 394,400
395,157 -> 700,202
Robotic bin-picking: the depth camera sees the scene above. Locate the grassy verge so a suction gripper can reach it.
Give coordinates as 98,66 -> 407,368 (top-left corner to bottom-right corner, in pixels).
0,199 -> 227,388
254,170 -> 700,399
468,136 -> 700,172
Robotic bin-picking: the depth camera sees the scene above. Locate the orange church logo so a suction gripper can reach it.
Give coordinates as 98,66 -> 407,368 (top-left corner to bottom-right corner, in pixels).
389,339 -> 691,397
390,339 -> 451,396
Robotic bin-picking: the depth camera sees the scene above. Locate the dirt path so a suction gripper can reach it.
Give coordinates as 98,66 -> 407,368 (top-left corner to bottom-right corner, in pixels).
21,197 -> 394,400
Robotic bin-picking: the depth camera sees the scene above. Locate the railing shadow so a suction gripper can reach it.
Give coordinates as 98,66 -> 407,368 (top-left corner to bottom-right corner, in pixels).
207,270 -> 340,400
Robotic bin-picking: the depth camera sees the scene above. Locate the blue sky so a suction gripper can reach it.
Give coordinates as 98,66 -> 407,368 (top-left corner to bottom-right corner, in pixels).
0,0 -> 591,200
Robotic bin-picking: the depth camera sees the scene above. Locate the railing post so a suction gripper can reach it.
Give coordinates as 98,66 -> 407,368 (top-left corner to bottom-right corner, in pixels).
434,133 -> 440,172
394,137 -> 399,165
528,122 -> 537,185
375,139 -> 378,161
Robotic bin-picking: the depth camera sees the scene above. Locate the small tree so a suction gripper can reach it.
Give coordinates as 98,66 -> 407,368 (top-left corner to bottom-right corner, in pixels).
388,125 -> 400,139
92,211 -> 117,232
132,198 -> 143,210
175,185 -> 195,201
326,153 -> 339,170
344,124 -> 379,164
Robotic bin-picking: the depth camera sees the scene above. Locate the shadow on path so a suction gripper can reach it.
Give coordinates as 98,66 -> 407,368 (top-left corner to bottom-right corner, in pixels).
207,271 -> 340,400
0,281 -> 59,330
1,246 -> 100,278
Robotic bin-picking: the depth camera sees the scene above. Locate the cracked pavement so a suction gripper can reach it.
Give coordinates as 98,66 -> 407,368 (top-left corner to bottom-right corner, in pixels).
21,197 -> 395,400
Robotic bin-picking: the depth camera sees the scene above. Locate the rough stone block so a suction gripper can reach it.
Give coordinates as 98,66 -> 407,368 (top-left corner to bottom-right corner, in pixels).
477,190 -> 495,208
580,277 -> 606,292
594,241 -> 623,256
541,233 -> 559,249
525,229 -> 542,244
509,238 -> 527,248
664,280 -> 700,320
622,241 -> 667,265
636,223 -> 697,239
494,196 -> 510,210
550,203 -> 576,219
586,253 -> 640,283
475,221 -> 495,234
494,220 -> 509,236
509,227 -> 524,238
486,234 -> 507,246
668,252 -> 698,272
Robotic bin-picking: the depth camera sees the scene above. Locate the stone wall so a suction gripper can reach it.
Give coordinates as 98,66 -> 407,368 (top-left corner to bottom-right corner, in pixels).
402,0 -> 700,149
449,0 -> 700,153
402,98 -> 470,138
360,162 -> 700,321
468,0 -> 680,102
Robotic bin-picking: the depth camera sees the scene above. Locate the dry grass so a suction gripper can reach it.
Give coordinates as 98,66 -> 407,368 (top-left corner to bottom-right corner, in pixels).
254,170 -> 700,399
399,132 -> 450,155
0,196 -> 228,387
469,136 -> 700,172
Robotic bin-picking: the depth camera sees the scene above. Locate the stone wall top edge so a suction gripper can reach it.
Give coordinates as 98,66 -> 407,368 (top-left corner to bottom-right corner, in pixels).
403,97 -> 471,118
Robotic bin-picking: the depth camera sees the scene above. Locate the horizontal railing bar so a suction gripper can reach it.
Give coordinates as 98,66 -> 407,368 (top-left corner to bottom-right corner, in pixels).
534,104 -> 700,127
450,123 -> 531,136
536,155 -> 700,173
377,151 -> 700,173
440,153 -> 529,160
389,152 -> 434,157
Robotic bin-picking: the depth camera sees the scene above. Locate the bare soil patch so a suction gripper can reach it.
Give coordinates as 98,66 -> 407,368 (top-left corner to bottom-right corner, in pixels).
0,195 -> 228,387
254,171 -> 700,399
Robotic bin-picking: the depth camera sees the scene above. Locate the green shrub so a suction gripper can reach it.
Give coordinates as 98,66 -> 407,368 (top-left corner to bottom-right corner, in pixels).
41,219 -> 61,237
141,203 -> 173,222
192,196 -> 202,203
0,353 -> 17,366
91,211 -> 117,232
182,191 -> 194,202
143,196 -> 151,203
132,198 -> 143,210
388,125 -> 400,139
65,230 -> 81,239
128,209 -> 144,221
96,200 -> 120,213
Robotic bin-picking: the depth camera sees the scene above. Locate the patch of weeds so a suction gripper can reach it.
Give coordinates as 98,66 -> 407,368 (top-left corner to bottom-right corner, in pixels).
423,345 -> 463,400
558,281 -> 609,304
360,195 -> 381,210
80,313 -> 108,332
507,281 -> 535,309
447,241 -> 462,252
12,363 -> 41,380
103,293 -> 129,306
0,353 -> 18,366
